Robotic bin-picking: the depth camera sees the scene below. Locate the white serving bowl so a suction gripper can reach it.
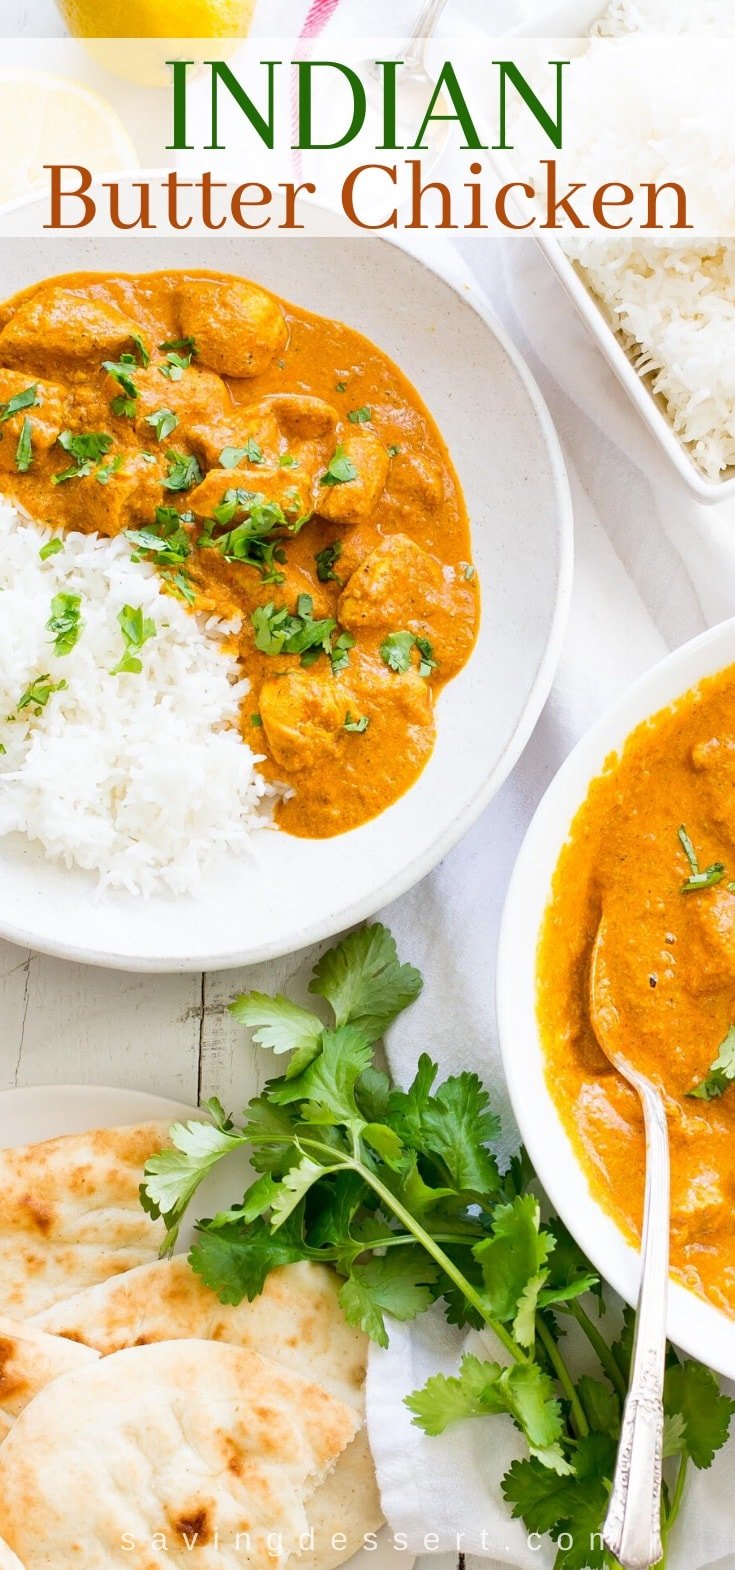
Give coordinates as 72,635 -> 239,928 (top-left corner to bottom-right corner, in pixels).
497,617 -> 735,1378
0,224 -> 572,972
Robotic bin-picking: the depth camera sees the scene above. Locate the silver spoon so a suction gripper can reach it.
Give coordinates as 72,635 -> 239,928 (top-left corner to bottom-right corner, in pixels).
589,918 -> 670,1570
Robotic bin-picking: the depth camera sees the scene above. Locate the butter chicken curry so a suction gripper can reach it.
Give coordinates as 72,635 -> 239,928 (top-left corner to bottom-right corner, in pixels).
0,270 -> 478,838
538,665 -> 735,1317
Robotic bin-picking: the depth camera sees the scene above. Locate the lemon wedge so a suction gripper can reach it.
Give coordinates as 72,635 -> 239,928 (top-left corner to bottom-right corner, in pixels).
0,68 -> 137,210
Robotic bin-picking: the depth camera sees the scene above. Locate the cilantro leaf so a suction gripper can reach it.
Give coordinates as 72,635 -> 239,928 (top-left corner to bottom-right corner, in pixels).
473,1195 -> 554,1345
46,592 -> 83,657
309,922 -> 422,1038
408,1356 -> 569,1472
348,405 -> 372,424
145,408 -> 178,442
687,1025 -> 735,1101
664,1360 -> 735,1468
39,537 -> 63,560
103,357 -> 139,410
229,992 -> 324,1073
17,674 -> 67,714
315,540 -> 343,583
110,604 -> 156,676
678,824 -> 726,893
380,631 -> 415,674
270,1154 -> 326,1228
220,440 -> 264,468
53,429 -> 115,485
0,384 -> 37,423
389,1054 -> 500,1198
141,1118 -> 247,1249
190,1212 -> 304,1304
269,1025 -> 373,1126
162,451 -> 202,493
320,445 -> 359,487
340,1249 -> 440,1348
15,415 -> 33,472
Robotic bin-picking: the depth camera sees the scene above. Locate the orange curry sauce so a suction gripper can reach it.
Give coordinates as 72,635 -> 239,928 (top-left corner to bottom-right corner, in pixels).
0,270 -> 478,838
538,664 -> 735,1317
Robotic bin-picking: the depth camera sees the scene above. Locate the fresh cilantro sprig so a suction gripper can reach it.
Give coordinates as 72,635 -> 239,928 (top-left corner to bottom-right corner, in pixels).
125,507 -> 193,568
140,926 -> 735,1570
381,631 -> 438,678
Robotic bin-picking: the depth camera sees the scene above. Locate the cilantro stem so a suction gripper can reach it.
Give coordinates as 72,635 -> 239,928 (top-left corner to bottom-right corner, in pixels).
352,1160 -> 525,1362
566,1301 -> 628,1401
535,1315 -> 589,1439
660,1456 -> 687,1561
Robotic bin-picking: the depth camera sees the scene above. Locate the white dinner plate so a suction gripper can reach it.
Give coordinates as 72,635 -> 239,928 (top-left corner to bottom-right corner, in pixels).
497,618 -> 735,1379
0,230 -> 572,972
0,1081 -> 415,1570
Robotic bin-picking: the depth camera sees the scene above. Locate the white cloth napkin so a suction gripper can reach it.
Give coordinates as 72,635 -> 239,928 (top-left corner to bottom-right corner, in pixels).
358,17 -> 735,1570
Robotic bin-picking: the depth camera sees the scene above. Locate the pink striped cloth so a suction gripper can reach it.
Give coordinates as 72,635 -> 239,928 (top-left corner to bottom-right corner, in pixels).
299,0 -> 343,40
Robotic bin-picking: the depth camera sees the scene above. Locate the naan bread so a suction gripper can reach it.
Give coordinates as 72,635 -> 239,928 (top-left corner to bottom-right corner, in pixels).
32,1258 -> 366,1409
32,1258 -> 383,1562
0,1340 -> 360,1570
0,1122 -> 170,1319
0,1314 -> 99,1430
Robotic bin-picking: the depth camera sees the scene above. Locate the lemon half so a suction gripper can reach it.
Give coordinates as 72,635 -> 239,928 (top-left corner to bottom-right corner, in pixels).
56,0 -> 256,39
0,68 -> 138,209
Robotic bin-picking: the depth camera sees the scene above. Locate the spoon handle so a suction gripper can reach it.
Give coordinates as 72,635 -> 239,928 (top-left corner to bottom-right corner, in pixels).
603,1076 -> 670,1570
403,0 -> 451,73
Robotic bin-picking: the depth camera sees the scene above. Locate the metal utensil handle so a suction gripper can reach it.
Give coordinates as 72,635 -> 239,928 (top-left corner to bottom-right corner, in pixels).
603,1075 -> 670,1570
403,0 -> 451,73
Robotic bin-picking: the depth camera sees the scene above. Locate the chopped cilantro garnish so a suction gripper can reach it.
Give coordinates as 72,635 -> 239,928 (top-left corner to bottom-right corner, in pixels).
110,604 -> 156,675
688,1025 -> 735,1101
380,631 -> 437,678
159,351 -> 192,382
52,430 -> 114,485
129,332 -> 150,368
348,405 -> 372,424
145,408 -> 179,442
329,630 -> 355,675
278,452 -> 298,469
18,674 -> 67,714
103,356 -> 139,415
158,336 -> 197,355
459,560 -> 476,581
387,443 -> 401,458
0,384 -> 38,424
220,441 -> 264,469
162,451 -> 202,493
380,631 -> 416,674
344,710 -> 369,733
251,597 -> 337,667
315,540 -> 343,584
320,445 -> 359,487
160,569 -> 196,606
251,712 -> 263,727
46,592 -> 83,657
15,416 -> 33,473
39,538 -> 63,561
125,507 -> 192,567
335,380 -> 347,393
678,825 -> 726,893
95,455 -> 123,485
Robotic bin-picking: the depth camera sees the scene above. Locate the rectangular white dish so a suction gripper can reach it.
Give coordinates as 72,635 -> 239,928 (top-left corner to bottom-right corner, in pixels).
509,0 -> 735,505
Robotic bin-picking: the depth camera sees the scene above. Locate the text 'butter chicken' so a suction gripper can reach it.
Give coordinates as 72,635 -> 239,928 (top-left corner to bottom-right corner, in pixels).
0,270 -> 478,838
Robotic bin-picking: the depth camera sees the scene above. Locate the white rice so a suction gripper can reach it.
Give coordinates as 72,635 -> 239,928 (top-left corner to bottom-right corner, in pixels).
0,502 -> 277,896
565,0 -> 735,480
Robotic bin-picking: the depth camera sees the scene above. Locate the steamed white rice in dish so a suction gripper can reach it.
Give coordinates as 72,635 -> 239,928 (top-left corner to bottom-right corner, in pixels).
0,503 -> 278,896
565,0 -> 735,482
